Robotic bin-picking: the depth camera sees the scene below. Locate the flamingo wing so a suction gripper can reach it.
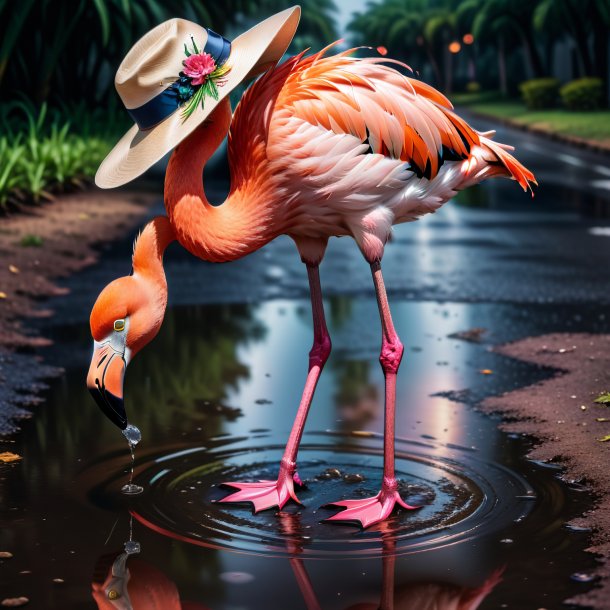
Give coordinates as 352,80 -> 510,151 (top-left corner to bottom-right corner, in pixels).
268,46 -> 480,182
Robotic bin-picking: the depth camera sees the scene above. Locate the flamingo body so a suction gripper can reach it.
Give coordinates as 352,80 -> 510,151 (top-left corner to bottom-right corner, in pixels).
90,45 -> 535,526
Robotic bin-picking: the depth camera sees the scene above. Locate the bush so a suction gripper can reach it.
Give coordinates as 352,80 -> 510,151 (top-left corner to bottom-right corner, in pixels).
560,78 -> 605,111
0,102 -> 124,209
465,81 -> 481,93
519,78 -> 560,109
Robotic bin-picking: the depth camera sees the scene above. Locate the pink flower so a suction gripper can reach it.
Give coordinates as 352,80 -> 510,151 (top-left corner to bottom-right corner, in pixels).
183,52 -> 216,85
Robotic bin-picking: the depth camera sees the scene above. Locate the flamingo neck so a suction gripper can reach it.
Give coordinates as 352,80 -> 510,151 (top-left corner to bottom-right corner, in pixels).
132,216 -> 175,284
164,98 -> 278,263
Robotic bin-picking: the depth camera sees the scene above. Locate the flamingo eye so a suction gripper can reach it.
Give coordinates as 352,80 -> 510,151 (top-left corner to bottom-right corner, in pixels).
114,319 -> 125,332
107,589 -> 120,600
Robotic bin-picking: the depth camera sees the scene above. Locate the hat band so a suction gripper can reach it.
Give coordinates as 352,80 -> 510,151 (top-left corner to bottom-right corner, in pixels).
127,29 -> 231,130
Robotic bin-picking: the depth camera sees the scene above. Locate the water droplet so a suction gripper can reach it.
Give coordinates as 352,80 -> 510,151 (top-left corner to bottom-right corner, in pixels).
220,571 -> 254,584
500,538 -> 513,544
570,572 -> 597,583
121,483 -> 144,496
124,540 -> 141,555
122,424 -> 141,447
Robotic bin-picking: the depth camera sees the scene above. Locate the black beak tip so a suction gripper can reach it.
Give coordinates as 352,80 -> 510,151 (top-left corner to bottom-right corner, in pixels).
89,387 -> 128,430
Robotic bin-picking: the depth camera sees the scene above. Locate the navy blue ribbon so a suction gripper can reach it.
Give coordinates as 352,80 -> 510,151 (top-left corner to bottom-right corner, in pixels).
127,29 -> 231,130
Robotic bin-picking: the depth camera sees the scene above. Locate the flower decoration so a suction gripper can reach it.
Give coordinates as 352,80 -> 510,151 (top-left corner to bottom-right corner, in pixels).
179,37 -> 231,122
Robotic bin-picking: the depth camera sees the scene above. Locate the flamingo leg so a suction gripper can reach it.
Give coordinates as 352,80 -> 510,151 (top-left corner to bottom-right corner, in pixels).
219,263 -> 331,512
324,261 -> 419,528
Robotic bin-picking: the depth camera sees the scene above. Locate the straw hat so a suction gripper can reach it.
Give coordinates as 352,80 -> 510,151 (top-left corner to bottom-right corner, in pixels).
96,7 -> 301,189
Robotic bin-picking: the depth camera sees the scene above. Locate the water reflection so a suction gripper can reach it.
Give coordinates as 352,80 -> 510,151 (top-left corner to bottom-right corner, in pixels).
92,547 -> 210,609
2,300 -> 605,608
91,512 -> 501,610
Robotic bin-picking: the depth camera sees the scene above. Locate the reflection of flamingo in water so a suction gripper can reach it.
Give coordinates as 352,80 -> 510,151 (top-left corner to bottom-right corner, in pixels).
92,549 -> 209,609
279,513 -> 503,610
88,45 -> 535,528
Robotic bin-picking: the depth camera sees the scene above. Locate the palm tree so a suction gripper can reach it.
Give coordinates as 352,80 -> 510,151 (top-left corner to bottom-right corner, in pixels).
472,0 -> 544,79
348,0 -> 458,90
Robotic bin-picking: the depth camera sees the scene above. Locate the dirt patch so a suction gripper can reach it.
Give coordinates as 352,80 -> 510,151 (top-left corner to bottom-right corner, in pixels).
0,191 -> 155,434
481,333 -> 610,609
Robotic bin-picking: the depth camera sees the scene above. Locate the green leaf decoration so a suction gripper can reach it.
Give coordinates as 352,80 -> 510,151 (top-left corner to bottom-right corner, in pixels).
594,392 -> 610,405
190,36 -> 199,54
184,43 -> 191,57
209,79 -> 219,101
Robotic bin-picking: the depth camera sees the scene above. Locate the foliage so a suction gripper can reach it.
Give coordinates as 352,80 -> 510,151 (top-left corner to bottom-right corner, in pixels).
519,78 -> 560,110
0,101 -> 125,209
594,392 -> 610,405
20,234 -> 44,247
0,0 -> 338,106
465,81 -> 481,93
560,78 -> 605,111
452,94 -> 610,144
348,0 -> 610,100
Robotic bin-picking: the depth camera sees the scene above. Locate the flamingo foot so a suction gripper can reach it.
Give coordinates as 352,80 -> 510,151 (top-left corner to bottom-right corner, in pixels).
323,477 -> 419,528
217,459 -> 303,513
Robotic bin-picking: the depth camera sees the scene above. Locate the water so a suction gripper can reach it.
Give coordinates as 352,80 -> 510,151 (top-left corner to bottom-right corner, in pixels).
0,299 -> 605,608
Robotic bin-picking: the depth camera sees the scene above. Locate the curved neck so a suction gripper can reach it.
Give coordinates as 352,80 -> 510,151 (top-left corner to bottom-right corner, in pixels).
132,215 -> 175,282
163,98 -> 278,263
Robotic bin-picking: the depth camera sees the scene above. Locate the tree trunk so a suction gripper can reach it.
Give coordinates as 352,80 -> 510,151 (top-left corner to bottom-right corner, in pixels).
521,29 -> 545,77
425,45 -> 443,88
498,36 -> 507,96
592,18 -> 609,102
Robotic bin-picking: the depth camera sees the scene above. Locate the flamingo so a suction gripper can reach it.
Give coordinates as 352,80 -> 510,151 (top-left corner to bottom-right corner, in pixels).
88,44 -> 535,528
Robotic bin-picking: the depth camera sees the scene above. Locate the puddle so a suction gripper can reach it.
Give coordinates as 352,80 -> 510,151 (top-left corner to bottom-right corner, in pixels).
1,299 -> 605,608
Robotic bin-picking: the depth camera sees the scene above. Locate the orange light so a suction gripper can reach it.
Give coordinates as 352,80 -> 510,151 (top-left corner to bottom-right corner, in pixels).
463,33 -> 474,45
448,41 -> 461,53
376,46 -> 388,56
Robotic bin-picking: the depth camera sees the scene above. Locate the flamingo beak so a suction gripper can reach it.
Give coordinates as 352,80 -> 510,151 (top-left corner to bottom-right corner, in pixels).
87,342 -> 128,430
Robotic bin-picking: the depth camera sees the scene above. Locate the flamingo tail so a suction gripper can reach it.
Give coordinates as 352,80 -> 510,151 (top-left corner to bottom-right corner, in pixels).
478,134 -> 537,195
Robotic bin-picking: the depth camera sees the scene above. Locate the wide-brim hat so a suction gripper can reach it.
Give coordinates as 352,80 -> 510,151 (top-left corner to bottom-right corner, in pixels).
95,7 -> 300,189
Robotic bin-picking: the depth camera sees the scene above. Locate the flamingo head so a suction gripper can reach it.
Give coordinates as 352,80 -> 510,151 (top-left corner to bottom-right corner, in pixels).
86,272 -> 167,430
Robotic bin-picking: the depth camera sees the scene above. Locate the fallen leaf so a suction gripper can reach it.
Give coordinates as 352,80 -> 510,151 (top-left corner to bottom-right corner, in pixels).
0,452 -> 22,463
594,392 -> 610,405
596,418 -> 610,422
8,265 -> 19,274
598,435 -> 610,443
0,552 -> 13,559
0,292 -> 6,299
479,369 -> 493,375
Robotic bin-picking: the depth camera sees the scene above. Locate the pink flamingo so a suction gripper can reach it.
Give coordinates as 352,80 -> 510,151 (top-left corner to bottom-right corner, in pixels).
88,45 -> 535,528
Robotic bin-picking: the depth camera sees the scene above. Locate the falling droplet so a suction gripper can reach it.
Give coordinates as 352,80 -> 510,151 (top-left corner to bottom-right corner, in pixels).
124,515 -> 141,555
124,540 -> 141,555
122,424 -> 141,447
121,438 -> 144,496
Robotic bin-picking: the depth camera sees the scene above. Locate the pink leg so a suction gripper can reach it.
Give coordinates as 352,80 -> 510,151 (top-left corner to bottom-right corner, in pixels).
219,264 -> 331,512
325,261 -> 418,528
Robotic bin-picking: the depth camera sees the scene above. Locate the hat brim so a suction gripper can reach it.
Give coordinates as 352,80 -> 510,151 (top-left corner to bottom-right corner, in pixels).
95,7 -> 300,189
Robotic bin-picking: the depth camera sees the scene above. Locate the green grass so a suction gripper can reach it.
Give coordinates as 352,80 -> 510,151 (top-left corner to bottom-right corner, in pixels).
0,102 -> 127,210
452,93 -> 610,146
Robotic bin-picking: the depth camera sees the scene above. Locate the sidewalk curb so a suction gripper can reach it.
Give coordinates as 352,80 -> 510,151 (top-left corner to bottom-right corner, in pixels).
459,107 -> 610,157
